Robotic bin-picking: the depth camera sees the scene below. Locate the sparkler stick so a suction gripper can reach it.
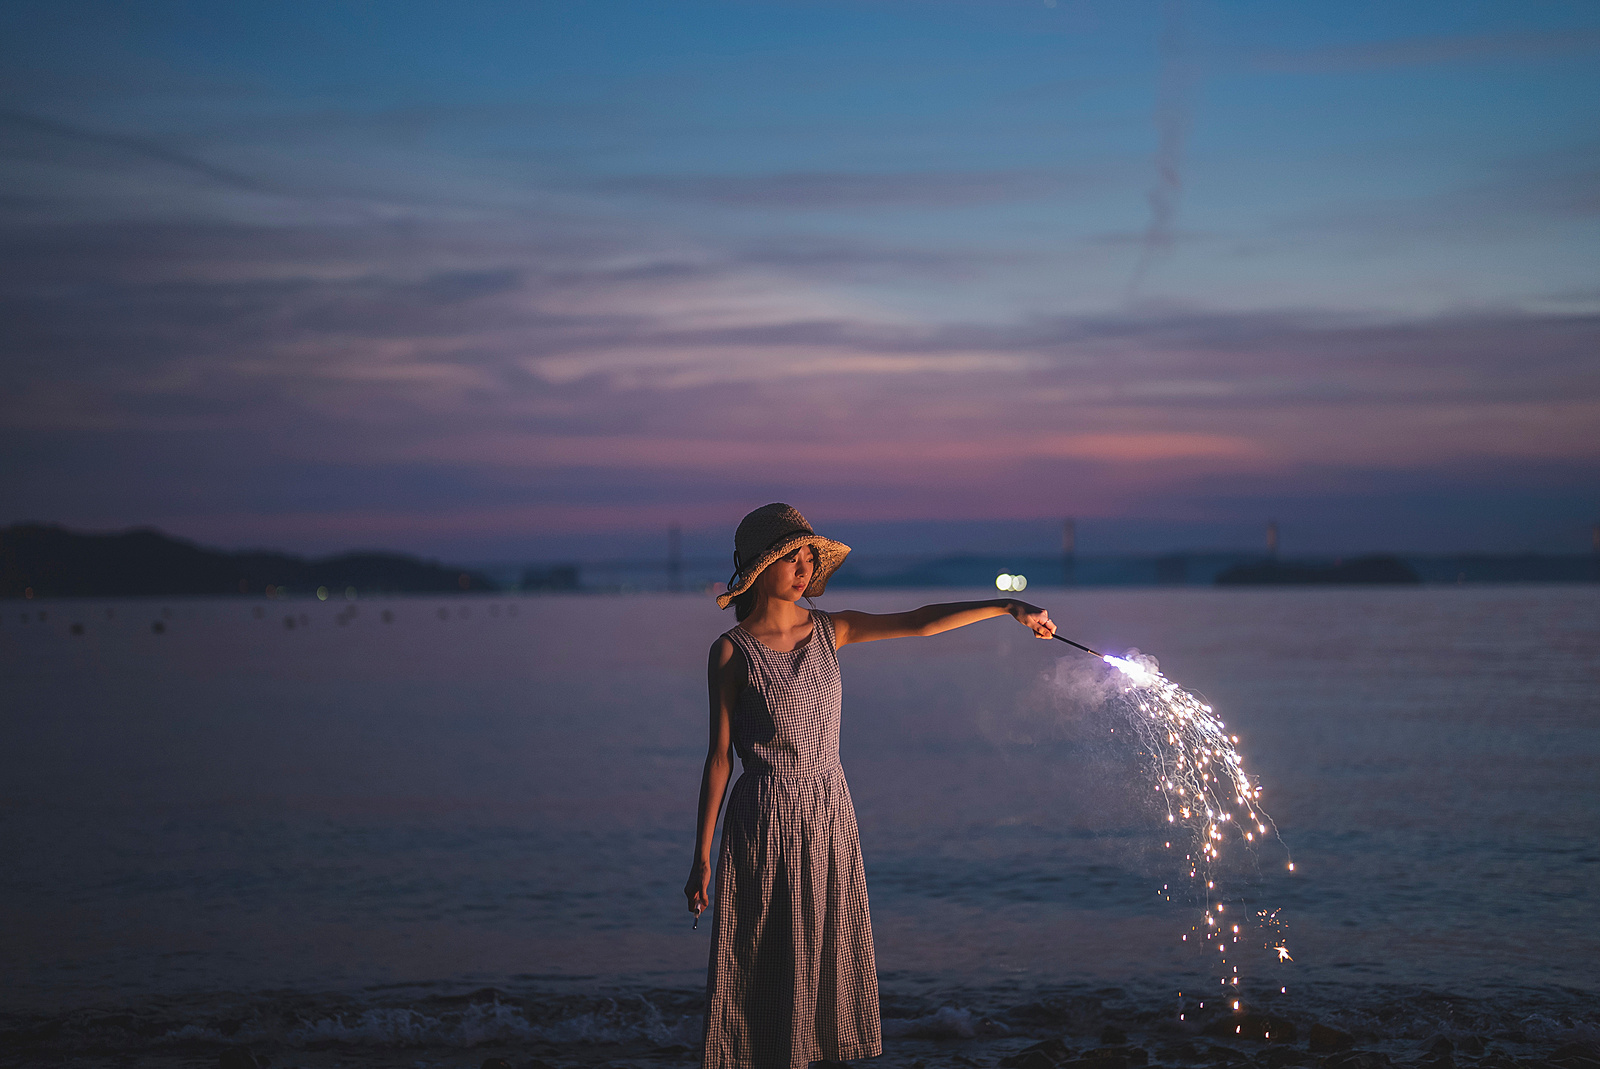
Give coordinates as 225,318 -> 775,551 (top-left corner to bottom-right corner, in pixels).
1051,633 -> 1106,658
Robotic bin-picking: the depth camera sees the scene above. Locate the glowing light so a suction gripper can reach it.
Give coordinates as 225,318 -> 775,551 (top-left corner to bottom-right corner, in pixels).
1088,647 -> 1293,1003
995,573 -> 1028,591
316,586 -> 329,601
1275,946 -> 1293,962
1101,654 -> 1155,685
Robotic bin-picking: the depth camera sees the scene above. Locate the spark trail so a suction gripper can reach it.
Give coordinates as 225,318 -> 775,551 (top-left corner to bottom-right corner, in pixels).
1095,650 -> 1294,1007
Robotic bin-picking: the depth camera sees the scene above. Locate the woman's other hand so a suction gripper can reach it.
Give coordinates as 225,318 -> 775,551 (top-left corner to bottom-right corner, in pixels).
685,858 -> 711,916
1008,601 -> 1057,639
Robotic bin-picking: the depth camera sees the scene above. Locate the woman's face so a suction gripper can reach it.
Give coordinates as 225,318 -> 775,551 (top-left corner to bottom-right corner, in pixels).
755,544 -> 816,603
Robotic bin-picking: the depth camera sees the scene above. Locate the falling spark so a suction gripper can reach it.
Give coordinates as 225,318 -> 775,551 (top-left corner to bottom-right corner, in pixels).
1093,648 -> 1295,1004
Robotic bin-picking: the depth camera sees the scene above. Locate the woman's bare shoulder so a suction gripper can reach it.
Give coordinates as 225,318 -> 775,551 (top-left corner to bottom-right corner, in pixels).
708,632 -> 737,663
707,633 -> 747,680
824,607 -> 876,633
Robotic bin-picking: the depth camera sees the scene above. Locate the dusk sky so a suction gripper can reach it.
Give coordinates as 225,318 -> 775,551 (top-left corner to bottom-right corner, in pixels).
2,1 -> 1597,561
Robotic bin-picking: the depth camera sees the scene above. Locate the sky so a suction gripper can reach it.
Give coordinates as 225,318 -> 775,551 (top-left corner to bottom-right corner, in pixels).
1,0 -> 1597,561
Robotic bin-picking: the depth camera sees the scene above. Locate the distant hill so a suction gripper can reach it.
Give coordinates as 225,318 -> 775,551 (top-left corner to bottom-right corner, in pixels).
1215,554 -> 1421,586
0,524 -> 497,598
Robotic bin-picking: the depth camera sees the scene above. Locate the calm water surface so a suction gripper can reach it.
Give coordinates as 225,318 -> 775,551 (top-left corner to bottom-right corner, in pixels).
3,586 -> 1596,1034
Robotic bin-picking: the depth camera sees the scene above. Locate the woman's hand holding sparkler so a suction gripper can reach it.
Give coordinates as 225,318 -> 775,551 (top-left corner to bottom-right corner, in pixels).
1007,601 -> 1057,639
685,857 -> 711,925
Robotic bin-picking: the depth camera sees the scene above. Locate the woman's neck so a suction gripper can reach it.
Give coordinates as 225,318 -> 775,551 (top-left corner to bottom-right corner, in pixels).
742,596 -> 812,637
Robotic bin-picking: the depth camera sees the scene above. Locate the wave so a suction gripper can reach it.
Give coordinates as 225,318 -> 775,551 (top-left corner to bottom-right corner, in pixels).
4,980 -> 1594,1065
283,995 -> 702,1048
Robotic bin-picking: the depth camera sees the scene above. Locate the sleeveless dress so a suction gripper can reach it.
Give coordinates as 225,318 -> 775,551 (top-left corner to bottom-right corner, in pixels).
704,610 -> 881,1069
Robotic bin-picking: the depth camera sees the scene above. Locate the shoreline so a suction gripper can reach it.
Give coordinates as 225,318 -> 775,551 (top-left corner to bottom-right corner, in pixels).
3,979 -> 1595,1069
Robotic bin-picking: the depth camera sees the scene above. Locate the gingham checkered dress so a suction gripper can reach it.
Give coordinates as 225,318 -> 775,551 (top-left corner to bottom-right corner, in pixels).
704,610 -> 881,1069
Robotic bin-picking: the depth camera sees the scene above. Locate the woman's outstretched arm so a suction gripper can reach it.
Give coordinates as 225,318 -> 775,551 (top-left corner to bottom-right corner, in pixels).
830,599 -> 1056,647
684,635 -> 743,916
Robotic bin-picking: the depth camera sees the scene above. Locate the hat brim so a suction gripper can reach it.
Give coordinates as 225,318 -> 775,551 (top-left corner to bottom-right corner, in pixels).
715,534 -> 851,609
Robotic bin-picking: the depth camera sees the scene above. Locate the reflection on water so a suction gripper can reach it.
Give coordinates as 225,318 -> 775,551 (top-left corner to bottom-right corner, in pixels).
1,586 -> 1597,1015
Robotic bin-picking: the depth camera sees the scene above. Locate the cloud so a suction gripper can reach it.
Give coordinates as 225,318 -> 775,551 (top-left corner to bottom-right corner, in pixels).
1127,0 -> 1195,296
730,236 -> 1006,281
1,3 -> 1594,557
1265,141 -> 1600,255
385,430 -> 1266,475
593,169 -> 1083,210
0,108 -> 282,196
5,212 -> 1597,448
1253,27 -> 1600,73
2,183 -> 1596,555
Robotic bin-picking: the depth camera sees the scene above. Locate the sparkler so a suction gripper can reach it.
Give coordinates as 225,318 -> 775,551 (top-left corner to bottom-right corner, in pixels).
1051,632 -> 1294,1004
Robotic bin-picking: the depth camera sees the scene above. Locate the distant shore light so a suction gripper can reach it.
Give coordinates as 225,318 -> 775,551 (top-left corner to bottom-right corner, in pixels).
995,573 -> 1027,591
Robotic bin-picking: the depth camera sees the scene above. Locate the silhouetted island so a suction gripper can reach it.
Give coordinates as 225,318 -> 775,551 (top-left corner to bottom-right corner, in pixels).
1214,554 -> 1421,586
0,524 -> 496,598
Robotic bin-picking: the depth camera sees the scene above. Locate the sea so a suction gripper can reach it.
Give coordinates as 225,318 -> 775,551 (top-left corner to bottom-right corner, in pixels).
2,586 -> 1597,1067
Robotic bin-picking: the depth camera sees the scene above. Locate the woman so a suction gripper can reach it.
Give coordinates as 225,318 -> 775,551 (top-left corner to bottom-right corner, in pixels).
685,503 -> 1057,1069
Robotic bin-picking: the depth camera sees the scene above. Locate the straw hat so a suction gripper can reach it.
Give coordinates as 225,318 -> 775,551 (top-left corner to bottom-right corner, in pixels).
716,503 -> 851,609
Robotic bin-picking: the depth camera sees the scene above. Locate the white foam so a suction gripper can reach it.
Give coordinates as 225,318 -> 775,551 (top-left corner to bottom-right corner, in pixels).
881,1005 -> 996,1039
1522,1015 -> 1600,1045
285,997 -> 700,1049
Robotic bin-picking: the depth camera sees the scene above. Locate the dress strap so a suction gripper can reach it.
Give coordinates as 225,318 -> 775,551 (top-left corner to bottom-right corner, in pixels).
722,625 -> 763,665
721,628 -> 764,699
811,609 -> 837,651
